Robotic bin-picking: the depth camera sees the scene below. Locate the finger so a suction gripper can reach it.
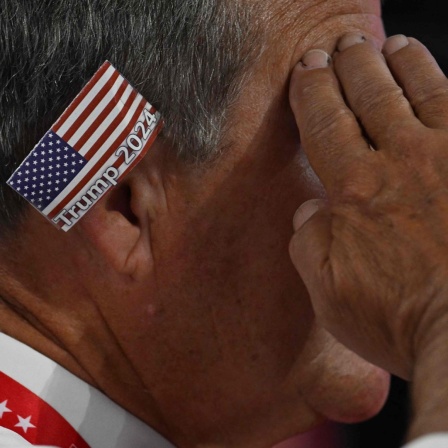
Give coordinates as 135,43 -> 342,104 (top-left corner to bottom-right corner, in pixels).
383,35 -> 448,129
334,33 -> 423,150
293,198 -> 325,231
290,49 -> 372,192
289,208 -> 333,327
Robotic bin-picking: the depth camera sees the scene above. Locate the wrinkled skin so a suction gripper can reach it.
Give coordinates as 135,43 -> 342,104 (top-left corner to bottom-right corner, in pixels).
0,1 -> 390,447
289,34 -> 448,442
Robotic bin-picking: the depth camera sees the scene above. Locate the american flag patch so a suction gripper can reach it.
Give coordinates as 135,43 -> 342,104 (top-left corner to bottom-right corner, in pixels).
7,61 -> 163,232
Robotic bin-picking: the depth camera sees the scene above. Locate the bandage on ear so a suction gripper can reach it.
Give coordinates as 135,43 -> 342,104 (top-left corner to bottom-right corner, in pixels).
7,61 -> 163,232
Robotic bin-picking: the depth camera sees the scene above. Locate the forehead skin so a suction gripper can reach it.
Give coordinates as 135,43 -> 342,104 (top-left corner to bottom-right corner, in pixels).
221,0 -> 385,172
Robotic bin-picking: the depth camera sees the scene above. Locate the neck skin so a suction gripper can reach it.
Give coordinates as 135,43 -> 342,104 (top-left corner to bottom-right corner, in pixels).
0,225 -> 170,436
0,1 -> 386,447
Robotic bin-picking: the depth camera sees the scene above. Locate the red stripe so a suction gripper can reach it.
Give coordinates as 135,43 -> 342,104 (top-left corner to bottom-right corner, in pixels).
73,78 -> 129,153
48,98 -> 147,219
0,372 -> 91,448
52,61 -> 111,133
60,69 -> 122,143
82,89 -> 138,161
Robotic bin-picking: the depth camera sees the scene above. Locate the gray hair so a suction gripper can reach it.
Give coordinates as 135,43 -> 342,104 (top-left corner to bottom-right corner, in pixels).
0,0 -> 261,235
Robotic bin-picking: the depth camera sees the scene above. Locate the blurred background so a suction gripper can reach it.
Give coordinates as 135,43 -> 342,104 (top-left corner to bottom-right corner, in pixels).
275,0 -> 447,446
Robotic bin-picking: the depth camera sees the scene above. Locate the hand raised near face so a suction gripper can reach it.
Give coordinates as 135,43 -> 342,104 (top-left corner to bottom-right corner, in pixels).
289,34 -> 448,438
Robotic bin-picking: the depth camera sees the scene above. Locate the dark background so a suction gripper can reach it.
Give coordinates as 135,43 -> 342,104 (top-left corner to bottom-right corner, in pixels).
345,1 -> 447,447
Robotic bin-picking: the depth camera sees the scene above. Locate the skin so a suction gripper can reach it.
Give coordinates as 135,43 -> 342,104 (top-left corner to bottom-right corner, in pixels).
289,34 -> 448,442
0,1 -> 389,447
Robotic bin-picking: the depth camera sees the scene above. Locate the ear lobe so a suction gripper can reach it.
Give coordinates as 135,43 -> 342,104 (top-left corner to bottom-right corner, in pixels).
78,180 -> 153,280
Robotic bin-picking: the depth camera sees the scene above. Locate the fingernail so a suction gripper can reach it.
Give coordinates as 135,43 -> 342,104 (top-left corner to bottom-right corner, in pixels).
383,34 -> 409,55
337,33 -> 367,52
299,49 -> 332,70
293,199 -> 321,231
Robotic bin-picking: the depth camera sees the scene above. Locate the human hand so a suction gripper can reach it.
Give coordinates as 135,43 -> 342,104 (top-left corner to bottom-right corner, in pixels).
289,34 -> 448,438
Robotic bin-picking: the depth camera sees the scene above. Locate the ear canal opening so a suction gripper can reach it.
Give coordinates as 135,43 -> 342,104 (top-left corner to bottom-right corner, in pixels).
106,184 -> 139,226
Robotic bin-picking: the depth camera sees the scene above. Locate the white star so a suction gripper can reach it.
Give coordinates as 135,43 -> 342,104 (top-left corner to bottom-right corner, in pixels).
15,415 -> 36,433
17,171 -> 22,176
64,146 -> 69,151
63,178 -> 68,182
25,162 -> 30,166
33,160 -> 38,165
49,142 -> 54,146
71,153 -> 76,158
0,400 -> 12,418
41,143 -> 45,148
56,140 -> 60,144
49,133 -> 53,138
64,155 -> 68,159
79,160 -> 84,164
57,148 -> 61,153
25,170 -> 30,174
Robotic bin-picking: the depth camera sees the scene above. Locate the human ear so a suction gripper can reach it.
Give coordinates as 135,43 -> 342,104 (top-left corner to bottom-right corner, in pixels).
77,151 -> 165,280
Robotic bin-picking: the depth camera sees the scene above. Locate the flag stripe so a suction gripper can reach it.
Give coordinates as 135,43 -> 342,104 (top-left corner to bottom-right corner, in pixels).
69,80 -> 131,151
60,69 -> 122,143
47,97 -> 147,219
77,87 -> 138,158
54,64 -> 116,136
52,61 -> 112,133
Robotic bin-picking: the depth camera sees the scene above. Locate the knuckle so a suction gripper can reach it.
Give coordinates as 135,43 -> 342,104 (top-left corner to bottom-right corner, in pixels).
336,158 -> 382,201
357,82 -> 404,115
411,83 -> 448,110
302,105 -> 353,142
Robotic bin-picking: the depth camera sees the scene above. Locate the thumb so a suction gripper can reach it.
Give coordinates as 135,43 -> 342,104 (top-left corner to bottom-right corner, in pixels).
289,199 -> 334,322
